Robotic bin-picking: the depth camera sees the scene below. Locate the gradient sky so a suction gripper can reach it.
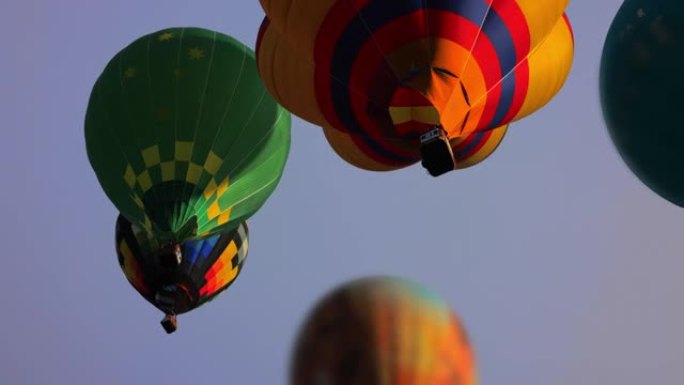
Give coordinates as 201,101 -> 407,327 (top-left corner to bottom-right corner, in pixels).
3,0 -> 684,384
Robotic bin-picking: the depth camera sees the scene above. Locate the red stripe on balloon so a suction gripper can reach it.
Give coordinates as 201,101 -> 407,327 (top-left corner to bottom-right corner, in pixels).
394,121 -> 435,138
390,86 -> 433,108
489,0 -> 530,122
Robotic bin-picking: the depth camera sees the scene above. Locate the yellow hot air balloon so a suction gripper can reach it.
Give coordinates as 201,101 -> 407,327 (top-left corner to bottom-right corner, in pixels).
256,0 -> 574,176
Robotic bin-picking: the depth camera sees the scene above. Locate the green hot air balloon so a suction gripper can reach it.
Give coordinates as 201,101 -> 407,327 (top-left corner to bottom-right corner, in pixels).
601,0 -> 684,206
86,27 -> 290,245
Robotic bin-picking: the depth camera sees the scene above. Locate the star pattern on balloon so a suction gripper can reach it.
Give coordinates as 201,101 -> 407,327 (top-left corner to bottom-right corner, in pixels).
189,47 -> 205,60
650,15 -> 673,45
158,31 -> 174,42
124,66 -> 137,79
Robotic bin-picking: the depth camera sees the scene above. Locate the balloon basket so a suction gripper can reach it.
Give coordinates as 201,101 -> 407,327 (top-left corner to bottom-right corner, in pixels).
161,314 -> 177,334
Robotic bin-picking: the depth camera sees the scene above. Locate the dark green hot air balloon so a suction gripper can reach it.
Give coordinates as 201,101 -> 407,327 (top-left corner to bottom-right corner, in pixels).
86,27 -> 290,243
601,0 -> 684,206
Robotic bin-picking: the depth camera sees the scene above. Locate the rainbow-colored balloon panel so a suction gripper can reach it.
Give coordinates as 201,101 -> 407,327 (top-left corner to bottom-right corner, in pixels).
115,215 -> 248,314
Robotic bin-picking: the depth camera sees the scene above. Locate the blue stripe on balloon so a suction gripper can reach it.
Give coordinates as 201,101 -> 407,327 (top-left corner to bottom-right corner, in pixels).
454,130 -> 486,159
200,236 -> 218,259
184,241 -> 202,265
183,234 -> 220,265
492,73 -> 517,126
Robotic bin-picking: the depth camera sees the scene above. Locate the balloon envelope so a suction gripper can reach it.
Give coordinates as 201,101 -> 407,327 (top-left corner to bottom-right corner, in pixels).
257,1 -> 573,175
86,27 -> 290,242
290,276 -> 476,385
601,0 -> 684,207
115,214 -> 248,315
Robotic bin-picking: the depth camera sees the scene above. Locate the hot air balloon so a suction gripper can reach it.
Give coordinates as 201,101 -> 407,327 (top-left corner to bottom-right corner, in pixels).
86,27 -> 291,243
290,276 -> 476,385
115,215 -> 248,333
601,0 -> 684,207
256,0 -> 574,176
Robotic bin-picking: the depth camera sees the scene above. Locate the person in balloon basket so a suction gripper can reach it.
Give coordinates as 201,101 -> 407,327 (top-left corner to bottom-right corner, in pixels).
115,215 -> 191,334
155,242 -> 181,333
154,242 -> 193,334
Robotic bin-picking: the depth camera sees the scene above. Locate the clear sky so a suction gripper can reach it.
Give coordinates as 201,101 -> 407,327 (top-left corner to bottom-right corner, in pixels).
3,0 -> 684,384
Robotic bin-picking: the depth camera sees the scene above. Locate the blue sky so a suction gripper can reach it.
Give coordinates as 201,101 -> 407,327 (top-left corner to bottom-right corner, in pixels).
3,0 -> 684,384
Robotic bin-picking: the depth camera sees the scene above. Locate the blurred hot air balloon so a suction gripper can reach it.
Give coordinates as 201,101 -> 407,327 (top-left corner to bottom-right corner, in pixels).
256,0 -> 574,176
86,27 -> 290,242
601,0 -> 684,207
290,276 -> 476,385
115,215 -> 248,333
